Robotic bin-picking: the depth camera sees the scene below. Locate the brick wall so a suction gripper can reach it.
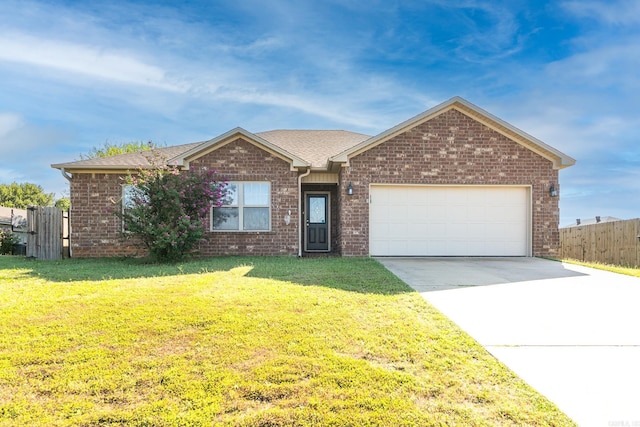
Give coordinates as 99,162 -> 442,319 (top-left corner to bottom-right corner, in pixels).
339,108 -> 560,257
69,138 -> 300,257
191,138 -> 300,256
68,173 -> 140,257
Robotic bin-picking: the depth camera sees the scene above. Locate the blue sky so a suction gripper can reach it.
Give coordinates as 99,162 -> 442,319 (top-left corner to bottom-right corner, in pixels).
0,0 -> 638,226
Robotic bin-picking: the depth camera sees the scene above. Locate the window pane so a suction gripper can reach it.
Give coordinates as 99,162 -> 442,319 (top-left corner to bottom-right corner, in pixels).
243,183 -> 269,206
123,185 -> 144,209
309,196 -> 326,223
223,183 -> 239,206
213,207 -> 239,230
243,207 -> 269,230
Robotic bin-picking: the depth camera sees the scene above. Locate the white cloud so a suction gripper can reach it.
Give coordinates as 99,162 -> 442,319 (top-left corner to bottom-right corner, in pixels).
562,0 -> 640,25
0,32 -> 187,92
546,41 -> 640,89
0,113 -> 23,138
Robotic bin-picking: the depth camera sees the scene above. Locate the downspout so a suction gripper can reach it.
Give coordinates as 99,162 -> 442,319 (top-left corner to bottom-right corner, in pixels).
297,168 -> 311,257
60,168 -> 72,182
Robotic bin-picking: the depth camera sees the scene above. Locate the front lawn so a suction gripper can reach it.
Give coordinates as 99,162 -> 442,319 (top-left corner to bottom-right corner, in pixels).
0,256 -> 574,426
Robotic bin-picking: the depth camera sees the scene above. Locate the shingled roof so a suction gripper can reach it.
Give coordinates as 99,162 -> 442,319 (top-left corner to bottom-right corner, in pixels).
254,130 -> 370,168
51,130 -> 370,171
51,142 -> 204,170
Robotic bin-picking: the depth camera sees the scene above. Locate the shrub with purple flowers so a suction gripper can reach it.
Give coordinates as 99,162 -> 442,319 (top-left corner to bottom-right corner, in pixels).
116,151 -> 228,262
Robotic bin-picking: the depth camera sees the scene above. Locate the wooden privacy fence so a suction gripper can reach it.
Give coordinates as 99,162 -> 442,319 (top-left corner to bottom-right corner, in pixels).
26,207 -> 70,260
559,218 -> 640,267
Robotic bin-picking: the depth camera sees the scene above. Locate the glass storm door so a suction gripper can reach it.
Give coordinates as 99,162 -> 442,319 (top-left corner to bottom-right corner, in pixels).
305,193 -> 329,251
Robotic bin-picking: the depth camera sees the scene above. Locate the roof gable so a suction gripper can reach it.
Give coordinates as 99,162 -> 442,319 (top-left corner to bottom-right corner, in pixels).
170,127 -> 310,170
331,96 -> 576,170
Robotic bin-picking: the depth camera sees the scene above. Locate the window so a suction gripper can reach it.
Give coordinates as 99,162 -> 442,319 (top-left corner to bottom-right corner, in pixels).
122,185 -> 138,211
121,185 -> 146,231
212,182 -> 271,231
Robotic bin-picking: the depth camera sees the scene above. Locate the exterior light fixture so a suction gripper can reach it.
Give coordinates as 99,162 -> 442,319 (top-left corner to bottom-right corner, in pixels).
549,184 -> 558,198
347,183 -> 353,196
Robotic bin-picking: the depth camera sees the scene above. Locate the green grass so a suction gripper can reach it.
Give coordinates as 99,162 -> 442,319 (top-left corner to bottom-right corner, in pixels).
0,256 -> 574,426
561,258 -> 640,278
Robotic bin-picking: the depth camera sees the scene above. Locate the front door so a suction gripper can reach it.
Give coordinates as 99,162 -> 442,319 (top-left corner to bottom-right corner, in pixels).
305,193 -> 330,251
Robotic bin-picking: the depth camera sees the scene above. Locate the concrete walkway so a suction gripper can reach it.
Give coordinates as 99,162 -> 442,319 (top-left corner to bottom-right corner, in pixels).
378,257 -> 640,427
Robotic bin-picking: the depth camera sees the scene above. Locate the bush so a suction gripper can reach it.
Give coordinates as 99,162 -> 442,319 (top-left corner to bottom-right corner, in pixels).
116,152 -> 228,263
0,230 -> 19,255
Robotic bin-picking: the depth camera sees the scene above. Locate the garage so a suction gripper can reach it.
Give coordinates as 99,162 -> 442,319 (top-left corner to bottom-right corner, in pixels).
369,185 -> 530,256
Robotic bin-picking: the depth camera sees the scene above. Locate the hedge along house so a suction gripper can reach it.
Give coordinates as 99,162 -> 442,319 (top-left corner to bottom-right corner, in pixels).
52,97 -> 575,258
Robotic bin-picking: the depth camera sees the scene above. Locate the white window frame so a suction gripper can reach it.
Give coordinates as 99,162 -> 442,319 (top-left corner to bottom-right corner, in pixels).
211,182 -> 271,232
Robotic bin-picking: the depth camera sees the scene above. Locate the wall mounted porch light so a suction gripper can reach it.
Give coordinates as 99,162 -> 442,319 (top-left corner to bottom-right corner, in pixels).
549,184 -> 558,198
347,182 -> 354,196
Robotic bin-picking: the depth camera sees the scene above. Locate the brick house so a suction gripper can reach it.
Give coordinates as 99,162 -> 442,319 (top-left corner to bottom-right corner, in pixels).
52,97 -> 575,258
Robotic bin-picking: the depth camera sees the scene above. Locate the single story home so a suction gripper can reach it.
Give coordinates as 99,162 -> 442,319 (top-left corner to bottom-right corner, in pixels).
52,96 -> 575,258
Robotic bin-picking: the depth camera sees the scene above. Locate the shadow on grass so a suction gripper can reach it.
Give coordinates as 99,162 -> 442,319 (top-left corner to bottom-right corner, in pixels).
0,255 -> 413,295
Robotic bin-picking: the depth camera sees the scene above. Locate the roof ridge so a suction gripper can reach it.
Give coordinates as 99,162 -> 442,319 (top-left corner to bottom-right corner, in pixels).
256,129 -> 369,133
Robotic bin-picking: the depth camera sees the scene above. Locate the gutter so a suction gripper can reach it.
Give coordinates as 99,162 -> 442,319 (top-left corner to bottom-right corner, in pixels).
60,168 -> 72,181
297,168 -> 311,257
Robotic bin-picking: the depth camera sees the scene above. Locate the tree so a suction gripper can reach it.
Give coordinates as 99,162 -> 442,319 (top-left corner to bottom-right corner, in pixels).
116,151 -> 228,262
54,197 -> 71,211
0,182 -> 54,208
81,141 -> 159,159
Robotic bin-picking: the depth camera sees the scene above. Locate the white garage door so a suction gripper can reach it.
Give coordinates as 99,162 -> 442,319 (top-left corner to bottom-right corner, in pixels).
370,185 -> 530,256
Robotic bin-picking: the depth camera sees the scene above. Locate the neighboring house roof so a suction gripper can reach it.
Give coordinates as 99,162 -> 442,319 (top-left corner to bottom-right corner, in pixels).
562,216 -> 622,228
51,96 -> 575,172
0,206 -> 27,229
332,96 -> 576,170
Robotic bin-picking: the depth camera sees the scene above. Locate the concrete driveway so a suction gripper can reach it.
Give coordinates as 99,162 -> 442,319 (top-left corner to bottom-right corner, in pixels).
377,257 -> 640,427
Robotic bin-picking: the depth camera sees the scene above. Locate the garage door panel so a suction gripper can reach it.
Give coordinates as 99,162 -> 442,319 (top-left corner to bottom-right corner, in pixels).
373,223 -> 390,239
426,222 -> 447,239
412,205 -> 429,221
370,186 -> 529,256
388,190 -> 409,205
388,222 -> 409,237
467,225 -> 487,239
388,205 -> 408,219
447,207 -> 469,222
